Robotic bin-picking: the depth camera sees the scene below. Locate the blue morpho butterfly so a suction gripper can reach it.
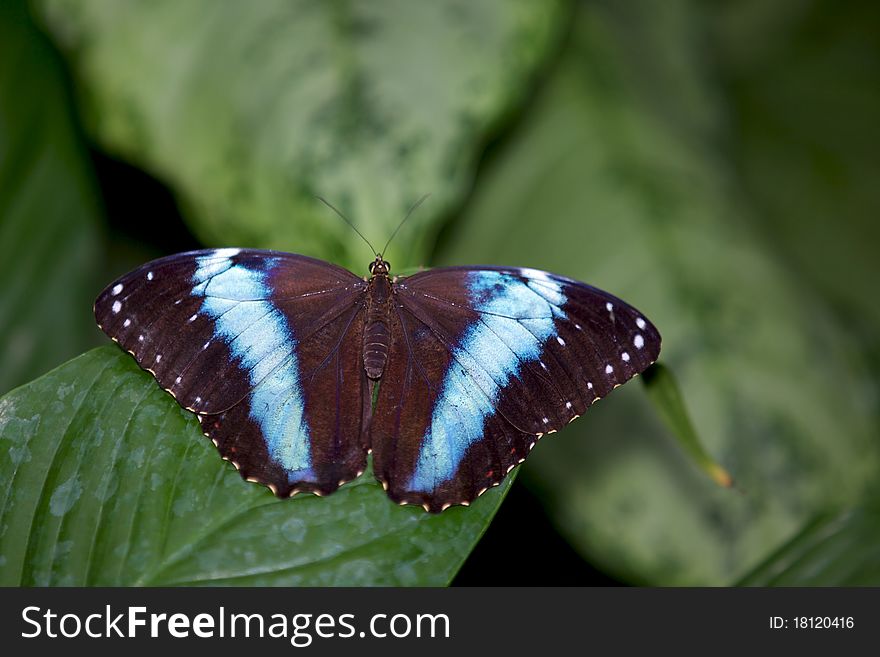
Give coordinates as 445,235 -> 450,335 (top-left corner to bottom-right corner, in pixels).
95,206 -> 660,512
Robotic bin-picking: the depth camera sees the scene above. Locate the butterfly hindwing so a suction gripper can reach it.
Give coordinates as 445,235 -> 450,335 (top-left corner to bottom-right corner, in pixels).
95,248 -> 370,496
370,300 -> 537,511
370,266 -> 661,511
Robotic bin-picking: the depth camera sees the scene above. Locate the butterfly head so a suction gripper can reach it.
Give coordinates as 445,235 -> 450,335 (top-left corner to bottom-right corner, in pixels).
369,256 -> 391,277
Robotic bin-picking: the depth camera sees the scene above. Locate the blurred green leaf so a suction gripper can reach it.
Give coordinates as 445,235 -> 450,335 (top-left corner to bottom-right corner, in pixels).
0,0 -> 102,394
0,346 -> 511,586
438,0 -> 879,584
710,0 -> 880,338
36,0 -> 566,270
737,501 -> 880,586
642,364 -> 732,489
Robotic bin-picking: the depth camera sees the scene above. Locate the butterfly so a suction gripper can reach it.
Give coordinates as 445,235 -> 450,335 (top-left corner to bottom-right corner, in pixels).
95,248 -> 660,512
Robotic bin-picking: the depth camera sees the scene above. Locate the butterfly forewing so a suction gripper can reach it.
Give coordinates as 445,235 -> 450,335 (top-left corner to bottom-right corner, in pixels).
95,248 -> 370,496
370,266 -> 661,511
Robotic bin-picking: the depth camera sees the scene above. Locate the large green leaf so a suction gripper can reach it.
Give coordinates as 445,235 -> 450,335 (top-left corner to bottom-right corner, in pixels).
0,347 -> 510,586
0,0 -> 102,395
437,0 -> 879,584
737,500 -> 880,586
710,0 -> 880,337
36,0 -> 566,270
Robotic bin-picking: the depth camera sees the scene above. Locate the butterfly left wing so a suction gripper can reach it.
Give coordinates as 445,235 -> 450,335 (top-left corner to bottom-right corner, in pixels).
95,248 -> 370,497
370,266 -> 661,512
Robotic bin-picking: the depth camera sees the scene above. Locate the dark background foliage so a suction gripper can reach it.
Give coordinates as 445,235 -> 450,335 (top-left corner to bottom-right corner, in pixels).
1,0 -> 878,586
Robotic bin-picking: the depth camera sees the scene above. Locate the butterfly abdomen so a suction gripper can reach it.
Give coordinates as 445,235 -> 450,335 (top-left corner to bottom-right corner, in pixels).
363,274 -> 393,380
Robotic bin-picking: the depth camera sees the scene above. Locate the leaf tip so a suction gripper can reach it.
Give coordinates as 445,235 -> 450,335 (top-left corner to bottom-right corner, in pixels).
707,462 -> 734,489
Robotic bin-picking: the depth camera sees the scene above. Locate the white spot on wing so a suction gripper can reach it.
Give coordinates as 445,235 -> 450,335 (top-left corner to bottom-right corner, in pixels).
147,271 -> 154,281
587,382 -> 593,389
621,352 -> 630,362
213,248 -> 241,259
565,401 -> 572,409
155,354 -> 162,363
542,417 -> 549,424
636,317 -> 646,329
606,302 -> 613,312
138,335 -> 144,342
189,314 -> 197,322
605,364 -> 614,374
123,319 -> 131,328
556,336 -> 566,346
175,376 -> 182,385
111,300 -> 121,314
111,283 -> 123,296
520,268 -> 553,283
634,334 -> 645,349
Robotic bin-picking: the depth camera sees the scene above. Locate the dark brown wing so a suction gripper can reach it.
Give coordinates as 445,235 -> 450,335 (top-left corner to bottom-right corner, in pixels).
370,266 -> 661,512
95,248 -> 370,497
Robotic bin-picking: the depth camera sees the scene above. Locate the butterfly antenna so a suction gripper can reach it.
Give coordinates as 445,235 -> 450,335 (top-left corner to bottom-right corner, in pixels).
316,196 -> 378,255
381,193 -> 430,258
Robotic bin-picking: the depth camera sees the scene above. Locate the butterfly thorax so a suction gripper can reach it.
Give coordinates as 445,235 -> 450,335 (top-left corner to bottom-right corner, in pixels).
363,258 -> 393,380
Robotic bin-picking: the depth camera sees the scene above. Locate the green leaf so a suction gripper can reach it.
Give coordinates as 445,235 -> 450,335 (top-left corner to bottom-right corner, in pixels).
438,0 -> 879,584
0,347 -> 510,586
0,0 -> 102,395
36,0 -> 566,270
737,501 -> 880,586
710,0 -> 880,335
641,364 -> 732,489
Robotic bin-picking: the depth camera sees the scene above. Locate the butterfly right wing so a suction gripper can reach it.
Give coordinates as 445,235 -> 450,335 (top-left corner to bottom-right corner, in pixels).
370,266 -> 661,512
95,248 -> 370,497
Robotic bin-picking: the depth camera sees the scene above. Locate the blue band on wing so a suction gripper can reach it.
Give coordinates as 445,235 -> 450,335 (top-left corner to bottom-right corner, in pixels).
193,249 -> 315,481
407,270 -> 567,492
